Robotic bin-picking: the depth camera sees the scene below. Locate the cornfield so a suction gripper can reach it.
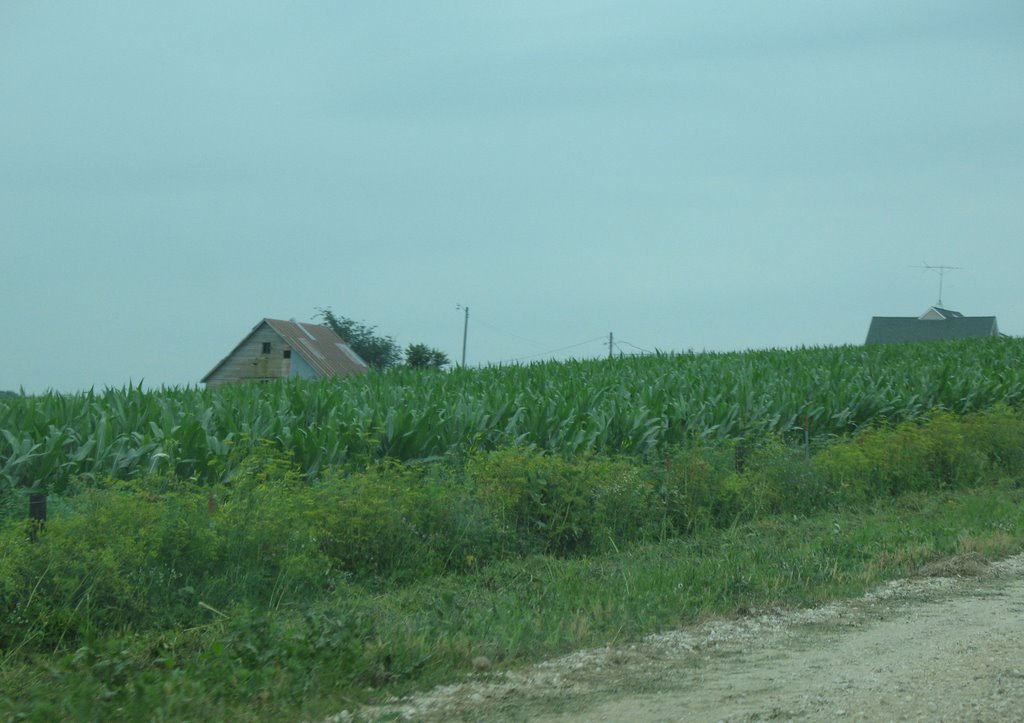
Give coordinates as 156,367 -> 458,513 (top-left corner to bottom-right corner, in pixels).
2,337 -> 1023,493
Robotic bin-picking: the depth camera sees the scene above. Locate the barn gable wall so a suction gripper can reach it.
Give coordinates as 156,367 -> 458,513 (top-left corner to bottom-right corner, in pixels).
204,325 -> 294,388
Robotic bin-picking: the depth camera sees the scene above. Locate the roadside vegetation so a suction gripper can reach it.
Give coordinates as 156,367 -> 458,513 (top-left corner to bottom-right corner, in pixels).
1,339 -> 1023,720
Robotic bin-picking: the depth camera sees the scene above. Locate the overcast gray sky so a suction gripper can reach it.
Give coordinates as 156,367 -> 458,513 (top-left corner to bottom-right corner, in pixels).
2,1 -> 1021,393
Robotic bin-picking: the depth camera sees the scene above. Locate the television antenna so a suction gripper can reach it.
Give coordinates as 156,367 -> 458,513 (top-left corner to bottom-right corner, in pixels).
913,263 -> 962,307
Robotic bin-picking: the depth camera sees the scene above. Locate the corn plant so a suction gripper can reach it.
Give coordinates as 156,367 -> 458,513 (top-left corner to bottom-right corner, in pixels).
1,337 -> 1022,494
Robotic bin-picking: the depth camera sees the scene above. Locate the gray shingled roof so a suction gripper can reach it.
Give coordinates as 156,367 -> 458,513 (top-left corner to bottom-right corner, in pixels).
865,312 -> 999,344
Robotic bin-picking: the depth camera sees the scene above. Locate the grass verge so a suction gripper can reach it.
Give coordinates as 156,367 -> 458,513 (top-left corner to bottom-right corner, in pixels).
2,481 -> 1022,721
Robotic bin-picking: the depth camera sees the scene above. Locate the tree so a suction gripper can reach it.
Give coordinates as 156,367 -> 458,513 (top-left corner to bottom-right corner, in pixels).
315,308 -> 402,371
405,343 -> 450,370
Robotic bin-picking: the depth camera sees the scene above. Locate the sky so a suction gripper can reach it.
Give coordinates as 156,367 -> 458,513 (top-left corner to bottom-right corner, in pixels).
2,1 -> 1022,394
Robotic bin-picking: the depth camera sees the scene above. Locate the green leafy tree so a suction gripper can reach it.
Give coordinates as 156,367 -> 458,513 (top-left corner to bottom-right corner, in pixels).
405,343 -> 450,370
315,308 -> 402,371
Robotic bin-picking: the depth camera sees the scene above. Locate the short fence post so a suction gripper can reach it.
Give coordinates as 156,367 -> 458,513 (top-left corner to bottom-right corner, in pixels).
803,415 -> 811,465
28,492 -> 47,543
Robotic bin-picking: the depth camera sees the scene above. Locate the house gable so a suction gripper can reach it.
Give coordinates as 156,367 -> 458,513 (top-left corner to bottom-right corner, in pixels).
919,306 -> 964,321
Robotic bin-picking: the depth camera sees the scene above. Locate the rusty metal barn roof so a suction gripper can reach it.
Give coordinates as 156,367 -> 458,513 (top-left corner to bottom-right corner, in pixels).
264,318 -> 369,377
201,318 -> 369,383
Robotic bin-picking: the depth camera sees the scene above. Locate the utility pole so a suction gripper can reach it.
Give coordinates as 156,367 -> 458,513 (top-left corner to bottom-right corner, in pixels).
608,332 -> 613,360
457,304 -> 469,367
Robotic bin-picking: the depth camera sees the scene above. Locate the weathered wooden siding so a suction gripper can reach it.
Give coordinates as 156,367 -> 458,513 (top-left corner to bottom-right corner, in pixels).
205,325 -> 295,388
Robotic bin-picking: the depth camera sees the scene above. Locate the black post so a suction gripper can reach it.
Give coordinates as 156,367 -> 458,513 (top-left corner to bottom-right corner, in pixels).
803,415 -> 811,465
28,492 -> 47,543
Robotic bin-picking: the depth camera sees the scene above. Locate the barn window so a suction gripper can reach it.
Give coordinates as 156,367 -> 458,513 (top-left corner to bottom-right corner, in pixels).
262,342 -> 272,354
283,349 -> 291,359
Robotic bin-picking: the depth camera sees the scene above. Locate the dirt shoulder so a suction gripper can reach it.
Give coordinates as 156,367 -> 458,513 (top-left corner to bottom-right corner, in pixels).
333,552 -> 1024,722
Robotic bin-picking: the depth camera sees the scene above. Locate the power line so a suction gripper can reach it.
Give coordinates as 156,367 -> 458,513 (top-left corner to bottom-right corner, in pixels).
499,335 -> 609,364
617,340 -> 654,354
495,336 -> 656,365
470,314 -> 554,350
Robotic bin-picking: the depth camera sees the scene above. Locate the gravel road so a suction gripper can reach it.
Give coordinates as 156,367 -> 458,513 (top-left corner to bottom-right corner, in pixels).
333,552 -> 1024,722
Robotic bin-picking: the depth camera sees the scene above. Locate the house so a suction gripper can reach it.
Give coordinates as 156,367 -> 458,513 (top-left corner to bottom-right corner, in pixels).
865,306 -> 1000,345
202,318 -> 369,388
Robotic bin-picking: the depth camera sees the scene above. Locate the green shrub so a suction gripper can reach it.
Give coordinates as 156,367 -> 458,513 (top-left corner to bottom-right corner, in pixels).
919,411 -> 987,488
585,459 -> 660,546
0,448 -> 337,653
959,405 -> 1024,474
466,448 -> 600,556
812,409 -> 1014,504
733,437 -> 825,515
311,461 -> 446,583
648,446 -> 738,535
0,486 -> 223,651
812,439 -> 873,506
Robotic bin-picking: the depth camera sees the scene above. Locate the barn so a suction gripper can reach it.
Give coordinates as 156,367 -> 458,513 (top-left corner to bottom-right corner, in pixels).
865,306 -> 1000,345
202,318 -> 369,388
